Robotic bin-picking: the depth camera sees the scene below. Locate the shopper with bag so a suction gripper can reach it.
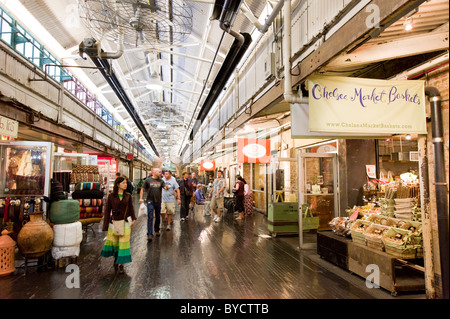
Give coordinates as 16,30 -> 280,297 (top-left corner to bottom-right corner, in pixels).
101,177 -> 136,274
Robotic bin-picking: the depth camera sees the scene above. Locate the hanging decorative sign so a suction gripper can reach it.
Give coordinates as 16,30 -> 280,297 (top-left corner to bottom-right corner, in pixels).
237,138 -> 271,164
200,160 -> 215,171
0,115 -> 18,138
307,76 -> 427,135
366,165 -> 377,179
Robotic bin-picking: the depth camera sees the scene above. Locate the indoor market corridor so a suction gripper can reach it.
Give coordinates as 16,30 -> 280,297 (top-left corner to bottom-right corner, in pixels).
0,197 -> 424,299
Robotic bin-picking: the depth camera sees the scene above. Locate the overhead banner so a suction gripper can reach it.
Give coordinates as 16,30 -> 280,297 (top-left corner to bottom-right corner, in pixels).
307,76 -> 427,134
0,115 -> 18,138
237,138 -> 271,164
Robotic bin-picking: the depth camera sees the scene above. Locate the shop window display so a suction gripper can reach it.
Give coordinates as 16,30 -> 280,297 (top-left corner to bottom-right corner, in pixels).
0,142 -> 52,197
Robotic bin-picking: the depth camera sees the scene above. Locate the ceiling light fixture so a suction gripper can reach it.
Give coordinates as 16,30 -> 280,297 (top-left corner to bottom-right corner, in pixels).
403,17 -> 414,31
145,72 -> 163,90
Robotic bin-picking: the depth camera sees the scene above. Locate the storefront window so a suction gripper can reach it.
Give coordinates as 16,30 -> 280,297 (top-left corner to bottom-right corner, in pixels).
377,135 -> 419,181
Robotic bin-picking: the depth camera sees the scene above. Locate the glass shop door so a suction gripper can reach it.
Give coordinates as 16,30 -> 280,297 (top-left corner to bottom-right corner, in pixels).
298,152 -> 338,249
267,156 -> 298,237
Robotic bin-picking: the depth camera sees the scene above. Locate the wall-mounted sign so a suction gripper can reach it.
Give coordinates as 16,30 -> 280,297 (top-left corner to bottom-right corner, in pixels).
307,76 -> 427,135
200,160 -> 215,171
291,103 -> 390,139
237,138 -> 271,164
0,115 -> 18,138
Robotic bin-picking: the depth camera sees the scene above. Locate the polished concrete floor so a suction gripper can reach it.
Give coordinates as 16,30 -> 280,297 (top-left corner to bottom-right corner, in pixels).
0,197 -> 426,299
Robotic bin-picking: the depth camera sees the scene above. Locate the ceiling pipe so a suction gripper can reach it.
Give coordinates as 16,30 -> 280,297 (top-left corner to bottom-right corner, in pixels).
89,56 -> 160,157
240,0 -> 285,34
98,29 -> 124,59
283,0 -> 308,104
188,0 -> 252,141
425,86 -> 449,299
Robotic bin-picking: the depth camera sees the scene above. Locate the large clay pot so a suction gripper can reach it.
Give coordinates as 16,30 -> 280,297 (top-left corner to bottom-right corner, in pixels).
17,213 -> 53,258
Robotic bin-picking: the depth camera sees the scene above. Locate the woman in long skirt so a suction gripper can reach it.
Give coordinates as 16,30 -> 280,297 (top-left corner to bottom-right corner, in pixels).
243,179 -> 253,216
101,177 -> 136,274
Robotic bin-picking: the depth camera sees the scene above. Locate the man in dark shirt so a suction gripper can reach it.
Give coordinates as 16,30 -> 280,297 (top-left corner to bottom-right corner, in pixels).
178,172 -> 193,221
139,168 -> 167,241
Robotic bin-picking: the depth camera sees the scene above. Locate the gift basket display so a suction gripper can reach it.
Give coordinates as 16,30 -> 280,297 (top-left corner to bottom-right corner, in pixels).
364,224 -> 390,251
382,227 -> 422,258
329,217 -> 353,237
349,219 -> 372,245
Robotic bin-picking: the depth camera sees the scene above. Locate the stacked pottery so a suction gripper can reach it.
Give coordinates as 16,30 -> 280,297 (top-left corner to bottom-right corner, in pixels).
17,212 -> 53,258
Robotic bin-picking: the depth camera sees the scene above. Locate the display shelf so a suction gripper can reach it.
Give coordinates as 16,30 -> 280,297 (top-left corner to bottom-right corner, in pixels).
317,231 -> 425,296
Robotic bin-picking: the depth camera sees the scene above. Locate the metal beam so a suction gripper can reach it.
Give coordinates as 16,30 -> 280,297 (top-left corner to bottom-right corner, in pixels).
324,31 -> 449,70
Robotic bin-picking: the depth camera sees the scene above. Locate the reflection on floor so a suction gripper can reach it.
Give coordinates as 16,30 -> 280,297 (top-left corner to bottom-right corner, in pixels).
0,197 -> 425,299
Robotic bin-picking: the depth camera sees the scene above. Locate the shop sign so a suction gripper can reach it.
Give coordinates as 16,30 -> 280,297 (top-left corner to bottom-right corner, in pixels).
307,76 -> 427,135
0,115 -> 18,138
237,138 -> 270,164
291,103 -> 390,139
200,160 -> 215,171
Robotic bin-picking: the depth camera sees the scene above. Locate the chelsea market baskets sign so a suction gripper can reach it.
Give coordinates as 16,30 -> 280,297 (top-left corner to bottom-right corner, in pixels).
306,76 -> 427,135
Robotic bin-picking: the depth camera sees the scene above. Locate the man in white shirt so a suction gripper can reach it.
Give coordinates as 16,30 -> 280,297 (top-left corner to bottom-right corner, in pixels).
209,170 -> 226,222
161,170 -> 181,231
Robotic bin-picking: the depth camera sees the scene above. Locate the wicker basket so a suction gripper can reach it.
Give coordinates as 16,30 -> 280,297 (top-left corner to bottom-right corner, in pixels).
364,224 -> 390,251
350,220 -> 372,245
382,227 -> 422,258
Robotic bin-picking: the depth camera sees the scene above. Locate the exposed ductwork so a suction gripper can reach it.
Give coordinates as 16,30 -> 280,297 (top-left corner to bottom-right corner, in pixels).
425,86 -> 449,299
89,56 -> 160,157
79,35 -> 159,157
240,0 -> 285,34
79,29 -> 125,60
189,0 -> 252,142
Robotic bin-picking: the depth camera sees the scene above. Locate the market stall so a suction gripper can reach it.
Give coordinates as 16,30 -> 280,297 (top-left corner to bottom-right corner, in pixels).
319,165 -> 425,296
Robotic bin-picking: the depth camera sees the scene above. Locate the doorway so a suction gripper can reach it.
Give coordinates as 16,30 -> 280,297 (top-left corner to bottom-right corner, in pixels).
298,152 -> 338,249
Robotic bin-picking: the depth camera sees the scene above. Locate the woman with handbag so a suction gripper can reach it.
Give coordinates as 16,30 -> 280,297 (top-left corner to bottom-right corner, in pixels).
101,177 -> 136,274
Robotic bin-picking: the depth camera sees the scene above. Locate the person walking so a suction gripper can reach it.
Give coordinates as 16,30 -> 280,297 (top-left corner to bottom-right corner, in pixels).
161,170 -> 181,231
122,175 -> 134,195
243,178 -> 253,216
188,172 -> 198,213
204,178 -> 214,216
234,176 -> 245,220
139,168 -> 165,242
209,170 -> 226,223
101,177 -> 137,274
178,172 -> 193,222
